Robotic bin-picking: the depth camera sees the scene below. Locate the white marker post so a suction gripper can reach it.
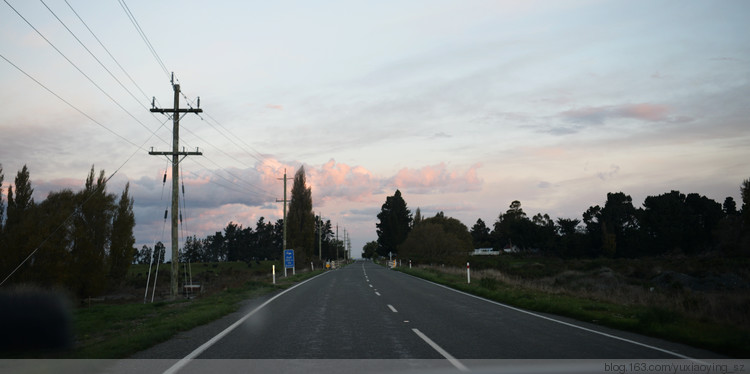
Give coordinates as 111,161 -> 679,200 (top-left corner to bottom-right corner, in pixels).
467,262 -> 471,284
272,265 -> 276,284
311,262 -> 314,271
409,260 -> 412,269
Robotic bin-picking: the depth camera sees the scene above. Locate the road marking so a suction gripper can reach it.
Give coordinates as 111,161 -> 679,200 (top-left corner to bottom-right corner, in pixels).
161,271 -> 331,374
387,304 -> 398,313
369,284 -> 373,288
412,328 -> 469,372
375,291 -> 381,296
404,273 -> 699,361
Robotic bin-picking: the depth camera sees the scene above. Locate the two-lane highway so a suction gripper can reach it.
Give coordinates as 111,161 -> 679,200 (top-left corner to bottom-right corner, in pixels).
128,260 -> 726,373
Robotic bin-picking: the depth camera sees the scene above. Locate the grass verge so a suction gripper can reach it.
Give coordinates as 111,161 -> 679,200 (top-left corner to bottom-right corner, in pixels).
75,270 -> 323,358
0,269 -> 324,359
395,266 -> 750,357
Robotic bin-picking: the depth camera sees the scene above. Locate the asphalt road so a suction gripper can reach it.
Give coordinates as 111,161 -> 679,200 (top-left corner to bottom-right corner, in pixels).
118,260 -> 729,373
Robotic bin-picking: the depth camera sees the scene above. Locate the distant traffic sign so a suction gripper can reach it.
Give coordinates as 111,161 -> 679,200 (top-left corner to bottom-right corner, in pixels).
284,249 -> 294,269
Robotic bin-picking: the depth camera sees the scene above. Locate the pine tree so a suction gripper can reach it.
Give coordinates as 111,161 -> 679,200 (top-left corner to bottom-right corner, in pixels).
376,190 -> 412,257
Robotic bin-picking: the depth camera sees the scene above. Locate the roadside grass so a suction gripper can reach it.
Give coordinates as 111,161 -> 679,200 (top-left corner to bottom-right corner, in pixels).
70,269 -> 323,358
0,266 -> 325,359
70,281 -> 274,358
395,266 -> 750,357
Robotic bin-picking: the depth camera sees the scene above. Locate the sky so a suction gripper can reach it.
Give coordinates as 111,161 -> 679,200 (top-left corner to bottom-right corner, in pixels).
1,0 -> 749,259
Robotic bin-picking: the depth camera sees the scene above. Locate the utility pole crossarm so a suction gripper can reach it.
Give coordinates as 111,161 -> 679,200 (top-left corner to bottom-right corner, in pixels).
149,151 -> 202,156
150,108 -> 203,113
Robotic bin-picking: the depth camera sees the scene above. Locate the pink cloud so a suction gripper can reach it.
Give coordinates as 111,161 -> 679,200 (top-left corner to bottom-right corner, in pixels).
306,159 -> 379,204
561,103 -> 671,124
615,103 -> 669,121
266,104 -> 284,110
389,163 -> 483,194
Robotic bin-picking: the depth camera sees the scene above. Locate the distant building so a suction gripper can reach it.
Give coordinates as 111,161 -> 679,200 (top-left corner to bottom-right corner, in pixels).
472,248 -> 500,256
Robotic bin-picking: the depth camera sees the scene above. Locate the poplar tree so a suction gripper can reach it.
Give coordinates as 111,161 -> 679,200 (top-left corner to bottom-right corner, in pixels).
109,182 -> 136,284
70,167 -> 114,297
3,165 -> 35,281
0,164 -> 4,233
287,166 -> 315,264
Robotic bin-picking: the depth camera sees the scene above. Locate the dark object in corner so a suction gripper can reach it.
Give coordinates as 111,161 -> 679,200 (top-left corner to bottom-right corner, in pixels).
0,290 -> 73,353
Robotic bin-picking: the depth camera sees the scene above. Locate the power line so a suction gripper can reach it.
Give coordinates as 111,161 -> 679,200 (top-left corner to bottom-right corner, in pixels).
3,0 -> 171,147
189,156 -> 276,200
181,94 -> 273,167
63,0 -> 152,104
0,52 -> 143,149
117,0 -> 170,80
39,0 -> 172,145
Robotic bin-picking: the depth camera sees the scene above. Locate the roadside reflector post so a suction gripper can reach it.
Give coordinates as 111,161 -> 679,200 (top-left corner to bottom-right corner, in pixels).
467,262 -> 471,284
409,260 -> 412,269
311,262 -> 314,272
272,265 -> 276,284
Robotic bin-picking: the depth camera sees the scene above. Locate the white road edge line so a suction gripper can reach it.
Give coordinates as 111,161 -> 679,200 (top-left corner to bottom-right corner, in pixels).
387,304 -> 398,313
412,328 -> 469,372
162,271 -> 331,374
404,272 -> 701,362
375,291 -> 381,296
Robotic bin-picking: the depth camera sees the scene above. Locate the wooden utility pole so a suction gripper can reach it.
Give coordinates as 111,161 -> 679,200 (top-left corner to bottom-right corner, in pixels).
276,169 -> 290,276
149,75 -> 202,300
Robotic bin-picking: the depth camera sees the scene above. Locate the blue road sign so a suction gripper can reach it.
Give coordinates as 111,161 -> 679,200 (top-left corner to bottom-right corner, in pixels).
284,249 -> 294,268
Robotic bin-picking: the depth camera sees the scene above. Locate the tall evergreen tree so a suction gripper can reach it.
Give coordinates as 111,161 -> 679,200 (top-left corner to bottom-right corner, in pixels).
470,218 -> 491,248
287,167 -> 315,263
376,189 -> 412,257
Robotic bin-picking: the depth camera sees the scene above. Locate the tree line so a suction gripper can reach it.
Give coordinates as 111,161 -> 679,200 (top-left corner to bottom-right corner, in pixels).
132,166 -> 344,267
0,164 -> 135,298
0,164 -> 342,297
370,180 -> 750,263
131,216 -> 345,266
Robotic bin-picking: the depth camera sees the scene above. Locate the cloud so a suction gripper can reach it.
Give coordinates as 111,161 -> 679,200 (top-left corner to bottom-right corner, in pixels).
560,103 -> 671,124
388,163 -> 483,194
537,181 -> 553,189
306,159 -> 380,204
596,164 -> 621,181
431,132 -> 452,139
266,104 -> 284,110
126,158 -> 488,249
